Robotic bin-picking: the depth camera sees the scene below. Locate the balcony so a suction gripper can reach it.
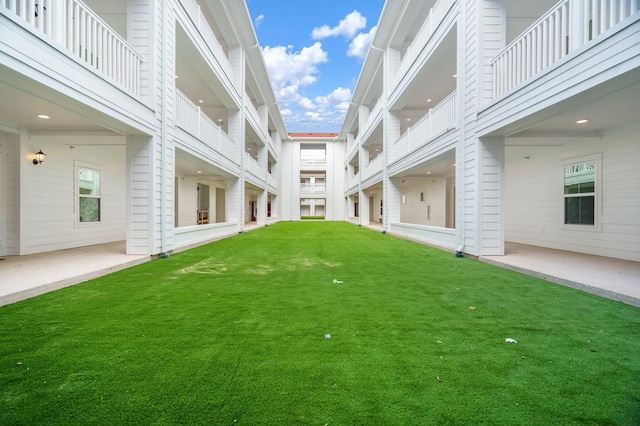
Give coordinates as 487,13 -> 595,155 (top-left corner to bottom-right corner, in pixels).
244,151 -> 266,182
362,154 -> 383,182
2,0 -> 143,97
244,95 -> 268,141
391,91 -> 457,162
300,183 -> 326,193
175,89 -> 237,161
361,96 -> 383,140
394,0 -> 457,88
178,0 -> 235,84
491,0 -> 639,98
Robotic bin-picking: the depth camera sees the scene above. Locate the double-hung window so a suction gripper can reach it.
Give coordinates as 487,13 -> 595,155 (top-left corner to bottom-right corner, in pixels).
77,165 -> 102,223
563,156 -> 598,226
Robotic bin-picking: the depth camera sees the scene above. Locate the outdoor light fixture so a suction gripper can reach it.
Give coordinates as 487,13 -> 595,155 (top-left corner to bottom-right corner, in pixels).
33,150 -> 46,165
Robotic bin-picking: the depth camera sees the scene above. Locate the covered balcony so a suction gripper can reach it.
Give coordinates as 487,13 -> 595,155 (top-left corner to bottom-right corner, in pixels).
391,0 -> 458,89
1,0 -> 143,97
177,0 -> 236,88
490,0 -> 640,99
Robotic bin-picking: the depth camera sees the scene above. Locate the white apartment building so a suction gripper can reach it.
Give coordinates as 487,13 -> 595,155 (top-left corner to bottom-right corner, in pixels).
342,0 -> 640,261
1,0 -> 639,264
0,0 -> 285,257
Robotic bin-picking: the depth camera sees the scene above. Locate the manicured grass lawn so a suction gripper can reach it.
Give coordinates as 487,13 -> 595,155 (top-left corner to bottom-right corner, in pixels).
1,222 -> 639,425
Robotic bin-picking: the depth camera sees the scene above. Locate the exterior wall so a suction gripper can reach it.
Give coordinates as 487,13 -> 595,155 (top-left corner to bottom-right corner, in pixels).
281,139 -> 344,221
20,134 -> 127,255
505,124 -> 640,261
340,0 -> 639,263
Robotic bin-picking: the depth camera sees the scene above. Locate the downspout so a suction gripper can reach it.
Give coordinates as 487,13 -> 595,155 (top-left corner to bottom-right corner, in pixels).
455,0 -> 467,257
159,1 -> 169,258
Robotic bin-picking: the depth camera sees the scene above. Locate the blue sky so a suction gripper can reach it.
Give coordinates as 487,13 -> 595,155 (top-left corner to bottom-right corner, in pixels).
246,0 -> 385,132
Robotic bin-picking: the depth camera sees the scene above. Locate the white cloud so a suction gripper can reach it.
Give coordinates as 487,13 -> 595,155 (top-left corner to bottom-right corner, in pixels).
347,26 -> 377,59
312,11 -> 367,40
315,87 -> 352,108
254,14 -> 264,28
280,108 -> 292,117
261,42 -> 328,101
335,101 -> 351,114
297,97 -> 316,110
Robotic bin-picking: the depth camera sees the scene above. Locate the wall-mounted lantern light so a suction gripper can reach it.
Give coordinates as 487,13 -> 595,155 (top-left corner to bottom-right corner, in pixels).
33,150 -> 46,165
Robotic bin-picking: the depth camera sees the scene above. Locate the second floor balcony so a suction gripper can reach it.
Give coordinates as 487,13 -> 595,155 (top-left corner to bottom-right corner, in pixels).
391,90 -> 457,163
2,0 -> 143,98
490,0 -> 640,99
300,183 -> 326,193
175,88 -> 237,162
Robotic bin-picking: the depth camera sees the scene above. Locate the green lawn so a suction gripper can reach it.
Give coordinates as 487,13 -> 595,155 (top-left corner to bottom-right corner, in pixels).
1,222 -> 639,425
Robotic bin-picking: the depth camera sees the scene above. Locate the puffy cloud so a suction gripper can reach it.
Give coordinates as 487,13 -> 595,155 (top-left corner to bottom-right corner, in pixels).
262,42 -> 328,96
312,11 -> 367,40
297,97 -> 316,110
347,26 -> 376,59
335,101 -> 351,114
315,87 -> 352,108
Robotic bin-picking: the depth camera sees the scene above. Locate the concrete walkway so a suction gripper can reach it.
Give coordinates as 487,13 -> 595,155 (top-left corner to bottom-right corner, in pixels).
0,242 -> 151,307
0,240 -> 638,308
481,243 -> 640,307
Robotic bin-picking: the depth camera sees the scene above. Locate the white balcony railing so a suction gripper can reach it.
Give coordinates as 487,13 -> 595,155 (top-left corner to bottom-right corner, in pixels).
267,171 -> 277,189
244,95 -> 268,140
394,0 -> 457,87
2,0 -> 143,97
244,151 -> 265,180
179,0 -> 234,83
491,0 -> 640,98
300,183 -> 327,193
362,154 -> 383,182
176,89 -> 237,161
392,91 -> 457,162
362,96 -> 383,137
348,173 -> 359,191
300,157 -> 326,166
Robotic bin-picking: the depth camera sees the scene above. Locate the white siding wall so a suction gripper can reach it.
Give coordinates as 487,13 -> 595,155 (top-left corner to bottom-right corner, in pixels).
400,179 -> 448,227
504,125 -> 640,261
479,138 -> 504,255
0,134 -> 20,255
480,0 -> 505,105
460,0 -> 481,256
21,134 -> 126,255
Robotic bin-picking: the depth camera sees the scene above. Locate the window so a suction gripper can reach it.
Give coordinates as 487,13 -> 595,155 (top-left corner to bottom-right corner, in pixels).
78,166 -> 101,222
563,160 -> 596,226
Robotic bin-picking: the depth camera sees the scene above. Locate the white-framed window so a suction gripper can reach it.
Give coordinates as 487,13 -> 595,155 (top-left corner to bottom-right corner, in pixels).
562,154 -> 600,228
76,163 -> 102,224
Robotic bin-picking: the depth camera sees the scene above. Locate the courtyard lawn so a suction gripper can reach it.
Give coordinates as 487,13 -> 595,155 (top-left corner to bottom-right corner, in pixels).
1,222 -> 639,425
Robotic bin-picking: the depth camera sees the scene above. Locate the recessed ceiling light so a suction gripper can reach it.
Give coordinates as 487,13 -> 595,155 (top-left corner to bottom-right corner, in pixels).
37,114 -> 50,119
427,99 -> 432,102
453,74 -> 457,78
406,118 -> 411,122
426,171 -> 431,175
452,163 -> 457,167
217,118 -> 223,122
197,170 -> 202,174
576,119 -> 589,124
198,99 -> 204,103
